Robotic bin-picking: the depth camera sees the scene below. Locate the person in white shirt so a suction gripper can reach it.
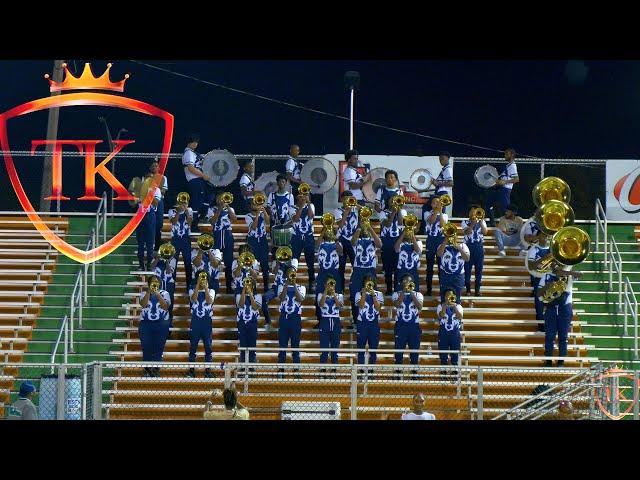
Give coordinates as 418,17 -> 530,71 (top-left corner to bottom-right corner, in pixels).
239,159 -> 255,212
486,148 -> 519,226
277,268 -> 306,365
430,151 -> 454,215
494,204 -> 525,257
285,144 -> 304,196
342,149 -> 370,204
400,393 -> 436,420
182,133 -> 211,233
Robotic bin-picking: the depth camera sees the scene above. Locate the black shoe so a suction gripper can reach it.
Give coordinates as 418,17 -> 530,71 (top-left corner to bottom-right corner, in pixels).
330,368 -> 337,380
153,367 -> 161,377
278,368 -> 285,379
537,323 -> 546,332
411,369 -> 418,381
393,369 -> 401,381
313,322 -> 320,330
556,360 -> 565,368
544,360 -> 553,368
294,368 -> 301,380
138,262 -> 145,271
320,368 -> 327,380
142,367 -> 151,377
308,284 -> 315,294
204,368 -> 214,378
465,289 -> 472,296
475,290 -> 481,297
186,368 -> 196,378
426,289 -> 433,297
439,369 -> 448,382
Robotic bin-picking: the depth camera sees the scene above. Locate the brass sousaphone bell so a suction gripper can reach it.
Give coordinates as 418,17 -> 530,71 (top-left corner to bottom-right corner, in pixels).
533,176 -> 571,207
534,200 -> 575,236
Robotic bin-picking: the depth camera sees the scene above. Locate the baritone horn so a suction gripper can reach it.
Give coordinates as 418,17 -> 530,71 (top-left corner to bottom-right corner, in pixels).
533,177 -> 571,207
159,242 -> 176,260
276,246 -> 293,262
360,206 -> 373,232
391,195 -> 405,210
403,214 -> 418,239
443,222 -> 458,244
197,234 -> 214,251
322,212 -> 336,240
298,182 -> 311,196
198,271 -> 209,287
253,191 -> 266,207
326,278 -> 337,295
439,193 -> 452,207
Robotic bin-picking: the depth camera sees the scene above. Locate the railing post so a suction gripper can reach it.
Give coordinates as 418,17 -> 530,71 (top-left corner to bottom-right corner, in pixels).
70,297 -> 75,353
477,367 -> 483,420
634,294 -> 638,360
83,263 -> 88,303
79,279 -> 84,329
604,213 -> 608,271
92,363 -> 102,420
350,365 -> 358,420
540,161 -> 544,181
63,317 -> 68,364
56,364 -> 66,420
624,281 -> 629,336
224,364 -> 232,389
81,364 -> 87,420
595,201 -> 599,253
634,371 -> 639,421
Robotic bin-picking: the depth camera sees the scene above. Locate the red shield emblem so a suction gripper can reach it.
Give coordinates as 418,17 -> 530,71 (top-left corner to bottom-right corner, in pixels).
0,77 -> 174,264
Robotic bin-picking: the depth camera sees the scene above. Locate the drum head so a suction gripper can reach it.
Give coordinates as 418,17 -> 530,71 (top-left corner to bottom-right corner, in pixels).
202,149 -> 239,187
410,168 -> 434,192
362,167 -> 388,202
301,157 -> 337,194
474,164 -> 499,189
255,171 -> 280,197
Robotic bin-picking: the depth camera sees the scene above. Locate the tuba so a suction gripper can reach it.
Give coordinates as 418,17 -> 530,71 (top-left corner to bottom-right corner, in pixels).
439,193 -> 452,207
149,276 -> 161,293
445,291 -> 457,305
239,251 -> 256,268
159,242 -> 176,260
220,192 -> 234,206
534,200 -> 575,236
276,246 -> 293,262
176,191 -> 190,207
443,222 -> 458,244
298,182 -> 311,196
391,194 -> 405,210
533,177 -> 571,207
198,234 -> 214,252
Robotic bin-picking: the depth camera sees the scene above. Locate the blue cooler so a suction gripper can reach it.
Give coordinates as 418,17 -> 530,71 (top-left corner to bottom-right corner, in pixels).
38,374 -> 82,420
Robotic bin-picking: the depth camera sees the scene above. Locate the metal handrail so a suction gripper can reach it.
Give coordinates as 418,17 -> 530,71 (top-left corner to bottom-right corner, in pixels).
623,277 -> 639,359
50,315 -> 69,373
609,236 -> 623,308
595,198 -> 608,270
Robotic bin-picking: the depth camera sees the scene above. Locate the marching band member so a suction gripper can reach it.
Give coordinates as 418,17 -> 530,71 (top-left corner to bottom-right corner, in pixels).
139,275 -> 171,377
392,275 -> 424,366
315,228 -> 344,323
285,144 -> 304,196
267,174 -> 295,258
208,193 -> 238,293
343,149 -> 369,205
191,239 -> 222,291
182,133 -> 211,233
436,290 -> 463,371
528,230 -> 550,332
277,267 -> 306,365
486,147 -> 519,227
231,244 -> 260,295
134,175 -> 161,271
355,276 -> 384,365
349,219 -> 382,326
334,191 -> 359,290
317,274 -> 344,365
236,276 -> 263,364
186,271 -> 216,378
537,263 -> 581,367
377,170 -> 405,294
423,195 -> 448,296
291,186 -> 316,293
522,214 -> 542,296
246,193 -> 271,291
462,205 -> 488,296
394,223 -> 422,291
437,225 -> 470,303
430,152 -> 454,215
239,159 -> 255,212
262,250 -> 298,331
168,192 -> 193,286
148,161 -> 168,252
150,244 -> 177,329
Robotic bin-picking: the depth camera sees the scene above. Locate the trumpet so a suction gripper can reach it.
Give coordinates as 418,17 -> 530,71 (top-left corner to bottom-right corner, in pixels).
445,291 -> 457,305
197,271 -> 209,287
219,191 -> 234,206
198,234 -> 214,252
243,276 -> 254,289
326,278 -> 336,295
391,195 -> 405,210
239,251 -> 255,268
364,279 -> 375,293
471,207 -> 485,221
344,196 -> 359,209
276,246 -> 293,262
322,212 -> 337,241
298,182 -> 311,196
253,191 -> 266,208
287,269 -> 297,284
439,193 -> 452,207
403,213 -> 418,239
360,206 -> 373,231
443,222 -> 458,244
149,277 -> 161,293
404,280 -> 415,293
159,242 -> 176,260
176,191 -> 190,207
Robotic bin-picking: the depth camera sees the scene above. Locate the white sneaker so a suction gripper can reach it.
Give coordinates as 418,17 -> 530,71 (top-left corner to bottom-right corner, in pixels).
518,249 -> 528,257
498,250 -> 506,257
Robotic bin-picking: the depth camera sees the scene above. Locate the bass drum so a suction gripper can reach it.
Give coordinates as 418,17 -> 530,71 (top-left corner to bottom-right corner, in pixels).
474,164 -> 499,189
202,149 -> 239,187
409,168 -> 434,192
300,157 -> 337,194
362,167 -> 389,203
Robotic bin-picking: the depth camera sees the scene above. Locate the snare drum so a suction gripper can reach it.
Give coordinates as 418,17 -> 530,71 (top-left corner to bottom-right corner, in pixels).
271,225 -> 294,247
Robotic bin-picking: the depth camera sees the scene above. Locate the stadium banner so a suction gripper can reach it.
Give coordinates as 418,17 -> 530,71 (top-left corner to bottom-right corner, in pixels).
322,155 -> 452,217
606,159 -> 640,219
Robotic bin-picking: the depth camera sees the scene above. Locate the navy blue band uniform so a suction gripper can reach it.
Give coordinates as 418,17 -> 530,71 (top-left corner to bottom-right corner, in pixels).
277,284 -> 307,364
335,206 -> 359,289
392,291 -> 423,365
291,204 -> 315,285
437,303 -> 463,366
423,211 -> 448,295
236,292 -> 262,363
207,206 -> 235,292
188,287 -> 216,363
354,290 -> 384,365
461,218 -> 486,296
318,293 -> 344,364
439,243 -> 469,303
138,290 -> 171,363
396,239 -> 423,291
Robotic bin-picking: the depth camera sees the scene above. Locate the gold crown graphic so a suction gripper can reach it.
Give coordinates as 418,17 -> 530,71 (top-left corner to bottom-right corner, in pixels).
44,62 -> 130,93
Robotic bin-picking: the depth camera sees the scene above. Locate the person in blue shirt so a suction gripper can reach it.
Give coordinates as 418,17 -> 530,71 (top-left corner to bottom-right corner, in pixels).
527,230 -> 550,332
537,264 -> 581,367
436,290 -> 464,374
208,193 -> 238,293
277,268 -> 307,365
150,245 -> 177,331
354,276 -> 384,365
392,275 -> 424,367
462,205 -> 488,296
314,229 -> 343,324
437,225 -> 470,303
236,276 -> 263,365
138,275 -> 171,378
291,187 -> 316,293
262,256 -> 298,331
192,245 -> 222,291
376,170 -> 405,295
349,219 -> 382,326
334,190 -> 359,291
423,195 -> 448,297
394,225 -> 423,291
245,192 -> 271,291
167,194 -> 193,286
317,274 -> 344,366
186,271 -> 216,378
231,243 -> 260,295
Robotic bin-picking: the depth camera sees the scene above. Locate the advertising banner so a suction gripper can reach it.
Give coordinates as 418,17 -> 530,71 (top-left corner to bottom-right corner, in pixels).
606,160 -> 640,220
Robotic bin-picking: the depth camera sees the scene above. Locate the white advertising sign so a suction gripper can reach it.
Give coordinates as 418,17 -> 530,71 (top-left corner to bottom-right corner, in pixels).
606,160 -> 640,220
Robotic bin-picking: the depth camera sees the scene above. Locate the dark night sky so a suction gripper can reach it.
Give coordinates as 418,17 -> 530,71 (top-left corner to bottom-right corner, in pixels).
0,59 -> 638,214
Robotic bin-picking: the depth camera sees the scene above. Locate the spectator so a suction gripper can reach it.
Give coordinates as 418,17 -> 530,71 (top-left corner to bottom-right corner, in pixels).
8,381 -> 38,420
203,387 -> 250,420
401,393 -> 436,420
494,204 -> 525,257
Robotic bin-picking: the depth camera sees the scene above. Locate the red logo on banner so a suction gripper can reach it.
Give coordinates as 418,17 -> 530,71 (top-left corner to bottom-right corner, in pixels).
0,63 -> 174,264
613,166 -> 640,214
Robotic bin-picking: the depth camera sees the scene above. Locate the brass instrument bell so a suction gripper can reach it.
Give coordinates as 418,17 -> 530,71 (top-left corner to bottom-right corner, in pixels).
439,193 -> 452,207
443,222 -> 458,244
176,191 -> 190,206
220,191 -> 234,206
445,291 -> 457,305
533,176 -> 571,207
197,234 -> 214,251
472,207 -> 485,221
149,277 -> 161,293
326,278 -> 336,294
159,242 -> 176,260
197,270 -> 209,286
243,276 -> 254,288
239,251 -> 256,268
391,195 -> 405,210
534,200 -> 575,236
364,279 -> 375,293
360,206 -> 373,230
287,268 -> 297,284
298,182 -> 311,196
275,246 -> 293,262
403,213 -> 418,239
253,191 -> 266,207
344,196 -> 359,209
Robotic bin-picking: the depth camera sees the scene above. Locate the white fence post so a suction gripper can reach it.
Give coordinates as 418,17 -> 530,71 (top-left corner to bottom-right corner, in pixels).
56,365 -> 66,420
350,366 -> 358,420
477,367 -> 484,420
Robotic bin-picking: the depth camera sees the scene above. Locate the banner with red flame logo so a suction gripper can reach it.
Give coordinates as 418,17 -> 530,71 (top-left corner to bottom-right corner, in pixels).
607,160 -> 640,219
